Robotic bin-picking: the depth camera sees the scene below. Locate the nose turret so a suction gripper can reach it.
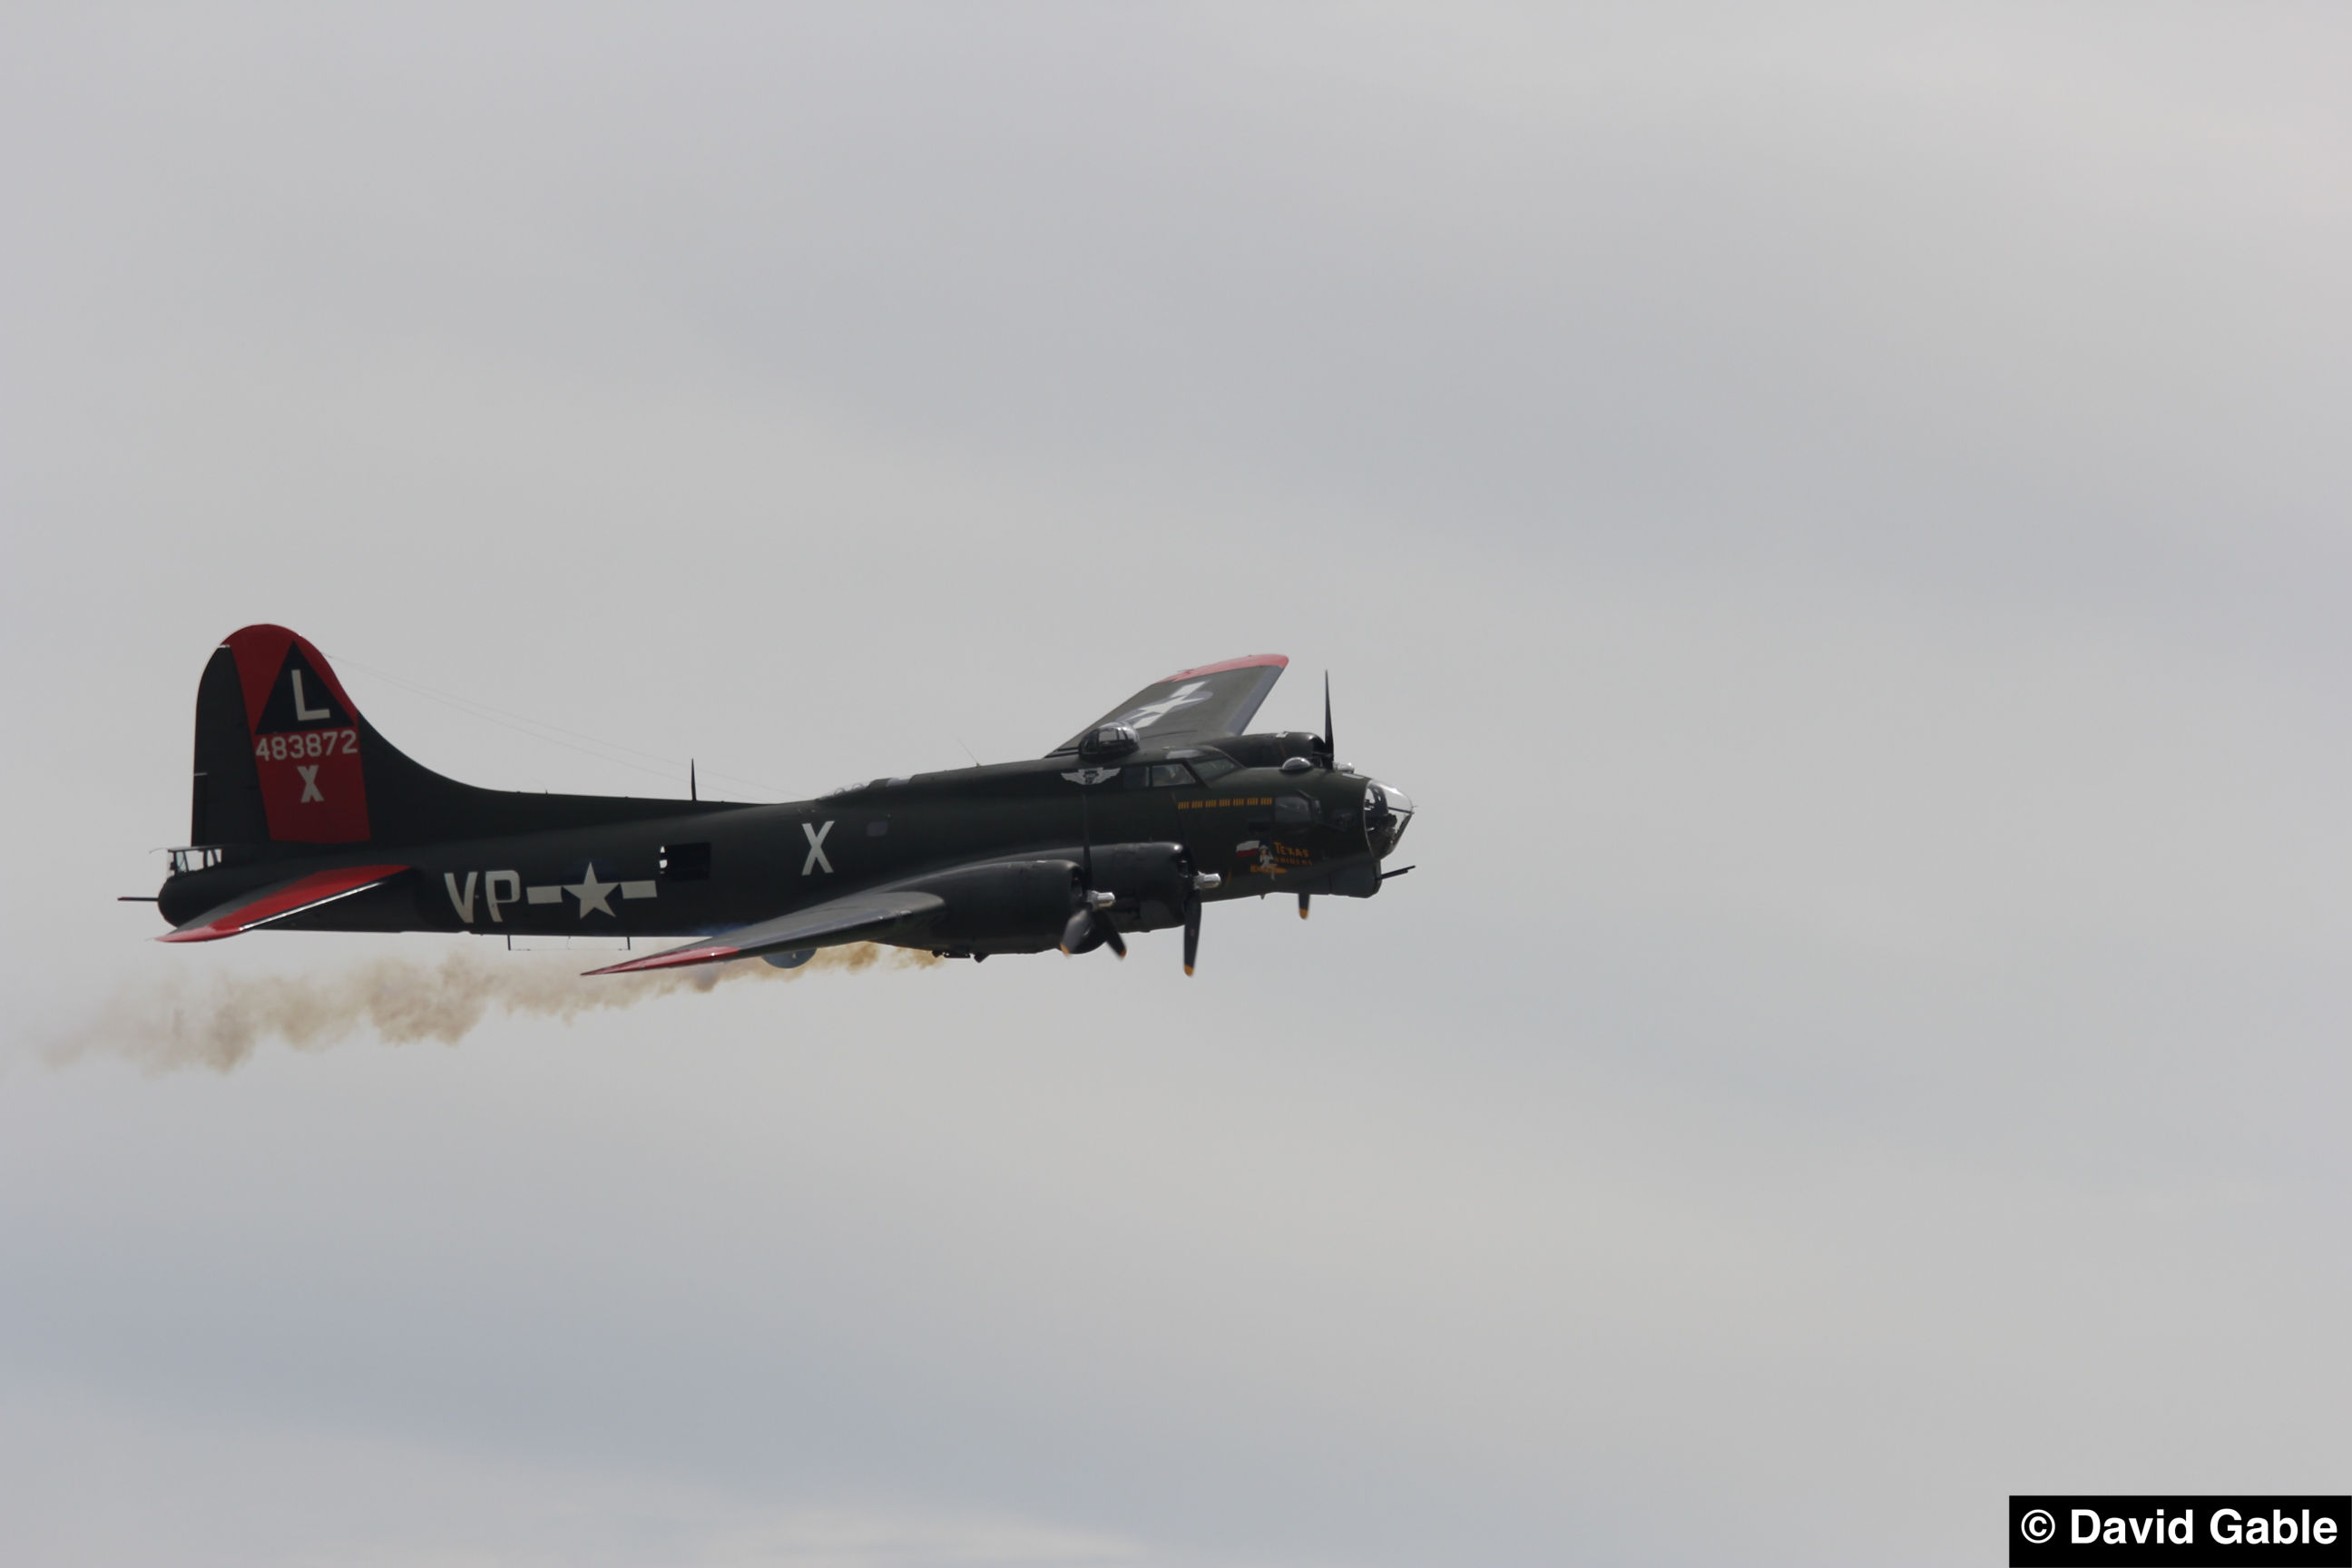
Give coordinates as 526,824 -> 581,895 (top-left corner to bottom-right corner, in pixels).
1363,780 -> 1415,858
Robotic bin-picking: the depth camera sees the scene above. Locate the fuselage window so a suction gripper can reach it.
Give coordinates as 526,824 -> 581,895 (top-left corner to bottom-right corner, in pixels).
659,841 -> 712,880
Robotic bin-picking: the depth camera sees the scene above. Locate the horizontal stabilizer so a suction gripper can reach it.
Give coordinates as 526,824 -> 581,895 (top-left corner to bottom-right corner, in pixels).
160,864 -> 409,943
583,889 -> 945,975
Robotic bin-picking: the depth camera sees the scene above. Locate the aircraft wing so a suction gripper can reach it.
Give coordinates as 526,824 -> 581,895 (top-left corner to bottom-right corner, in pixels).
583,888 -> 946,975
159,863 -> 411,943
1051,654 -> 1289,755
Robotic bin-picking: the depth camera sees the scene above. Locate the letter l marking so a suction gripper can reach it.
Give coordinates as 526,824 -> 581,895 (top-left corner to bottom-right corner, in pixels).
291,670 -> 330,721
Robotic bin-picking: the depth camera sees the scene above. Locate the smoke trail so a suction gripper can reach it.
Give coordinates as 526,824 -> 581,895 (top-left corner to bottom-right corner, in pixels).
50,943 -> 940,1074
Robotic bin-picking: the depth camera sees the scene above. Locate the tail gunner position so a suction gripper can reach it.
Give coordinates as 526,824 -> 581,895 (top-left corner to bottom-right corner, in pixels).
143,626 -> 1416,975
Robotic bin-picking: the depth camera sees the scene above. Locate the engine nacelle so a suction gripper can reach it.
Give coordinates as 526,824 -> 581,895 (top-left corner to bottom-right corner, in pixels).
908,858 -> 1086,946
1083,841 -> 1187,898
1077,840 -> 1191,932
1212,731 -> 1324,768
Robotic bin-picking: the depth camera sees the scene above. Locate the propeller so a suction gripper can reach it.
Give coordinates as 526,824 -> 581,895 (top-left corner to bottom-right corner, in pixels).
1060,888 -> 1124,957
1060,787 -> 1128,958
1295,672 -> 1330,922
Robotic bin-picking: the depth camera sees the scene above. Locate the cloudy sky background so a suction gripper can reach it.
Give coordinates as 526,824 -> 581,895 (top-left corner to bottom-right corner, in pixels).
4,5 -> 2347,1563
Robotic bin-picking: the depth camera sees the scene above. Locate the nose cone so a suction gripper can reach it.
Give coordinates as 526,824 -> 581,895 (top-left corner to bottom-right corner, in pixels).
1362,779 -> 1416,858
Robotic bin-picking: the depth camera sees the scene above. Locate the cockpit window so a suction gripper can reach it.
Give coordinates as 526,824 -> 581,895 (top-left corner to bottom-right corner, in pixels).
1189,755 -> 1239,781
1125,762 -> 1196,788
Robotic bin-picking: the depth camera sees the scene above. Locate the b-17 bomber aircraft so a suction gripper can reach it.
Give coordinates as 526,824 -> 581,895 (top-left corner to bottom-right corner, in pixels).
142,626 -> 1416,975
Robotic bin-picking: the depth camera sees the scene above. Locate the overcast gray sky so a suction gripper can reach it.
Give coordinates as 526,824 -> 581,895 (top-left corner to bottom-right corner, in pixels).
4,5 -> 2347,1564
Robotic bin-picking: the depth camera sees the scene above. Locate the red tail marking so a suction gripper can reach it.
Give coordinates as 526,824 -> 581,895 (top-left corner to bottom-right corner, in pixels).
223,625 -> 373,843
224,625 -> 362,730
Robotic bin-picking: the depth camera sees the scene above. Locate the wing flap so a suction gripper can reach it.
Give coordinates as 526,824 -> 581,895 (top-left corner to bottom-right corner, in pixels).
159,864 -> 410,943
1052,654 -> 1288,755
583,889 -> 945,975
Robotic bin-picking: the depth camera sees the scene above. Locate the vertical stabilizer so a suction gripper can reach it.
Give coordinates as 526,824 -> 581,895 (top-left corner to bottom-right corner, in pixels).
191,626 -> 373,845
187,624 -> 720,849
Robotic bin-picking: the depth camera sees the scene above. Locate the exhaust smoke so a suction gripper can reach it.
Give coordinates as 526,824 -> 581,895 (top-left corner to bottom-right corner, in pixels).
48,944 -> 940,1074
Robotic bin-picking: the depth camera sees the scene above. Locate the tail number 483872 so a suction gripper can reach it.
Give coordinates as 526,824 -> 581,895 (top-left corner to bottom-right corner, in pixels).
255,729 -> 359,761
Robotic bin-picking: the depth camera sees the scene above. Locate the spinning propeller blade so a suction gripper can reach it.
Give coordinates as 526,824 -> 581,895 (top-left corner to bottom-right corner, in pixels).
1060,783 -> 1127,958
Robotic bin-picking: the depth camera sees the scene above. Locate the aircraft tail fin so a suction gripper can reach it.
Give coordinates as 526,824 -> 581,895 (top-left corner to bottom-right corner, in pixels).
189,626 -> 719,848
191,626 -> 386,847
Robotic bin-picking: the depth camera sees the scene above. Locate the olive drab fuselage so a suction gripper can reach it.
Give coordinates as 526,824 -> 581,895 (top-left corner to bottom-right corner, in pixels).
150,628 -> 1415,970
159,739 -> 1411,952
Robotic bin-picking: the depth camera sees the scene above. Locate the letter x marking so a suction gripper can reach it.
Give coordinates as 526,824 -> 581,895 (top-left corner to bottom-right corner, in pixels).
801,819 -> 835,875
297,764 -> 324,802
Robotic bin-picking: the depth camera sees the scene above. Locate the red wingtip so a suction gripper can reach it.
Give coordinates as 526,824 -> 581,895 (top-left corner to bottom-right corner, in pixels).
583,945 -> 740,975
1154,653 -> 1288,684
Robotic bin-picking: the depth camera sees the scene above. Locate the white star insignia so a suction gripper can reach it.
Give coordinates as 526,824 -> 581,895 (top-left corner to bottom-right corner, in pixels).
1118,680 -> 1210,731
567,863 -> 618,918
